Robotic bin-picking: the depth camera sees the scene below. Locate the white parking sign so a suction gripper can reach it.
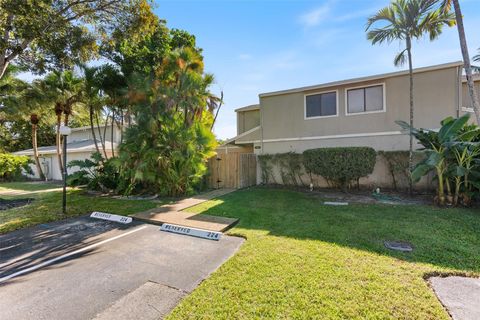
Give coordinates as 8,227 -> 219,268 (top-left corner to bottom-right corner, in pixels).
90,212 -> 132,224
160,223 -> 222,241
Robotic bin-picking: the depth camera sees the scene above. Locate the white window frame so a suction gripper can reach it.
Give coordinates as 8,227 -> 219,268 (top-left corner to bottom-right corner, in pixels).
345,83 -> 386,116
304,89 -> 339,120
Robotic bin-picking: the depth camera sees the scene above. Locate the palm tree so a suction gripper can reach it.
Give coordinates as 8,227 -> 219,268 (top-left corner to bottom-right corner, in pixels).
35,70 -> 83,175
29,113 -> 46,180
439,0 -> 480,124
366,0 -> 455,193
80,65 -> 106,159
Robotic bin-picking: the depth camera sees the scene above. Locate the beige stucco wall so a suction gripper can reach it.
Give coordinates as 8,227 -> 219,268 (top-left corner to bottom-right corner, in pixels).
460,80 -> 480,115
259,66 -> 461,153
237,110 -> 260,135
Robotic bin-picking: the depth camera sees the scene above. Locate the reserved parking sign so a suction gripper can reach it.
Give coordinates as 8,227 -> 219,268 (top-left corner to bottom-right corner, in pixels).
160,223 -> 222,241
90,212 -> 132,224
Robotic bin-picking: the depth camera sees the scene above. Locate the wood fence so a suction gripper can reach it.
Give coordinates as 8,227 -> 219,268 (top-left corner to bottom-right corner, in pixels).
207,153 -> 257,189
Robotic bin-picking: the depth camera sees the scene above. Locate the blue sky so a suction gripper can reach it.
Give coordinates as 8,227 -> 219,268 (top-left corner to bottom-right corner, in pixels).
154,0 -> 480,139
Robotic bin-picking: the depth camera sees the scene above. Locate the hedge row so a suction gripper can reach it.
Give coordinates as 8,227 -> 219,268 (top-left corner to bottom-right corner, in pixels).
259,147 -> 383,190
303,147 -> 376,189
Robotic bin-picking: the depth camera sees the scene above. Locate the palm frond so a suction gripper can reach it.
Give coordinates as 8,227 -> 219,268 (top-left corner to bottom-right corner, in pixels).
394,49 -> 408,67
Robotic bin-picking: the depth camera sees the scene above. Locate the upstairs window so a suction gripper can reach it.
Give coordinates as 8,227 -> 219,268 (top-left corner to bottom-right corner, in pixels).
305,91 -> 337,119
346,84 -> 384,114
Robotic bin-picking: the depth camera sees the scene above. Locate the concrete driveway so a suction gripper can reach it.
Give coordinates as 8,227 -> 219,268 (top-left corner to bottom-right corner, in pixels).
0,217 -> 243,320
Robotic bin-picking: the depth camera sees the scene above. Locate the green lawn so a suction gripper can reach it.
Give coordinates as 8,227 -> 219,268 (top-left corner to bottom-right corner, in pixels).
168,187 -> 480,320
0,182 -> 158,234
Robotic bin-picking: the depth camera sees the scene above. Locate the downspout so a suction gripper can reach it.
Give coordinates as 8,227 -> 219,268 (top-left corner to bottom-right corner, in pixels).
456,66 -> 462,117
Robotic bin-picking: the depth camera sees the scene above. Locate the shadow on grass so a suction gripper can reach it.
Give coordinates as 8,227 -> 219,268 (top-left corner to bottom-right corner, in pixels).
197,186 -> 480,273
0,216 -> 139,286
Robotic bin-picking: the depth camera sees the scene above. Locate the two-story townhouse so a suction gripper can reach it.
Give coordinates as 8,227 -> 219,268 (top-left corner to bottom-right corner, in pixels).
220,61 -> 479,189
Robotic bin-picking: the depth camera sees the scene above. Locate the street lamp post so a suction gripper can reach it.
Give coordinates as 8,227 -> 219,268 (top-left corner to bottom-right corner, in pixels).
59,125 -> 71,214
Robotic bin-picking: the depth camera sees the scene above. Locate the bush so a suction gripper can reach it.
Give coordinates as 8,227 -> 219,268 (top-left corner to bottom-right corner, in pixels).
67,152 -> 120,191
0,153 -> 33,181
303,147 -> 376,189
258,153 -> 305,186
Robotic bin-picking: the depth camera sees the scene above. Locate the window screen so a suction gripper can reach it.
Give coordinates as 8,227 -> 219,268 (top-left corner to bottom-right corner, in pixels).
347,85 -> 384,114
305,92 -> 337,118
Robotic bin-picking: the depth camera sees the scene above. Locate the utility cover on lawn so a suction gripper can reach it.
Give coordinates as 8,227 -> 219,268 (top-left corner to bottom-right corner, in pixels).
384,240 -> 413,252
161,223 -> 222,241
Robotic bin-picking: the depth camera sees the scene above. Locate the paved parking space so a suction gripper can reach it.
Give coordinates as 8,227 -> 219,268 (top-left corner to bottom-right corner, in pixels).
0,216 -> 244,320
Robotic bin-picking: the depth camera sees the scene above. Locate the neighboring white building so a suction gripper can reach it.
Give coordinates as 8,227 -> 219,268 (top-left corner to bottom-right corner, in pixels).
14,124 -> 122,180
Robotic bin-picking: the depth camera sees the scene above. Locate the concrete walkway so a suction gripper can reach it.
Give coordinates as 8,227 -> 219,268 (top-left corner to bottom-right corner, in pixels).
430,276 -> 480,320
0,187 -> 64,196
132,188 -> 237,232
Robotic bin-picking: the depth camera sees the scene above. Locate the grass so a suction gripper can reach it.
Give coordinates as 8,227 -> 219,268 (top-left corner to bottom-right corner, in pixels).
167,187 -> 480,320
0,182 -> 158,234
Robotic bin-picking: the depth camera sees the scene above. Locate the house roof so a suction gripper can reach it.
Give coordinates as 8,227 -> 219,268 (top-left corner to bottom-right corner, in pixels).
222,126 -> 261,146
234,104 -> 260,112
70,124 -> 121,132
259,61 -> 464,98
14,139 -> 117,156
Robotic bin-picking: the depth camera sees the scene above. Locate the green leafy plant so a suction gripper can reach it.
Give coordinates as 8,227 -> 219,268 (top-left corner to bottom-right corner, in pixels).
396,113 -> 480,206
67,152 -> 120,192
273,153 -> 304,186
303,147 -> 377,190
258,154 -> 275,184
0,153 -> 33,181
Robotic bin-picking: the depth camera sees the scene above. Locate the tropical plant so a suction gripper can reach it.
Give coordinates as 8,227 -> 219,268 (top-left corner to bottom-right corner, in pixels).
116,46 -> 219,196
67,152 -> 119,191
439,0 -> 480,124
0,153 -> 33,181
397,113 -> 480,206
366,0 -> 455,193
33,70 -> 85,175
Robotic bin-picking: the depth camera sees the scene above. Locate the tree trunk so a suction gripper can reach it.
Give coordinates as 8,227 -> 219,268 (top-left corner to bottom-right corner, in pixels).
0,60 -> 9,79
453,0 -> 480,124
89,105 -> 103,161
32,123 -> 45,180
111,109 -> 115,157
406,37 -> 414,195
56,115 -> 63,175
95,112 -> 108,159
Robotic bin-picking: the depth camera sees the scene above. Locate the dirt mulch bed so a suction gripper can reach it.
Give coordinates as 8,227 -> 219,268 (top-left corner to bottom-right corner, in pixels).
0,198 -> 34,210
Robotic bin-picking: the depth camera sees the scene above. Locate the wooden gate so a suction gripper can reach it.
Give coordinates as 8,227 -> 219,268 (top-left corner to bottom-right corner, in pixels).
207,153 -> 257,189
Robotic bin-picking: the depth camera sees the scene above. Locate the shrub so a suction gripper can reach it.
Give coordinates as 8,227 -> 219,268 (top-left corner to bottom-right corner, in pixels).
273,152 -> 304,186
379,151 -> 409,191
258,154 -> 275,184
303,147 -> 376,190
0,153 -> 33,181
258,153 -> 304,186
67,152 -> 120,192
117,113 -> 217,196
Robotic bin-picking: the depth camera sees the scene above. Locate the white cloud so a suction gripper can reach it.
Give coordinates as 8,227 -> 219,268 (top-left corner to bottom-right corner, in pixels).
298,3 -> 331,28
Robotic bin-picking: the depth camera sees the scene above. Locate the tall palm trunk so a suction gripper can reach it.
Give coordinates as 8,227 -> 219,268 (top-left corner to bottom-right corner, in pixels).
89,105 -> 103,161
452,0 -> 480,124
31,120 -> 45,180
56,113 -> 63,175
406,36 -> 414,195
